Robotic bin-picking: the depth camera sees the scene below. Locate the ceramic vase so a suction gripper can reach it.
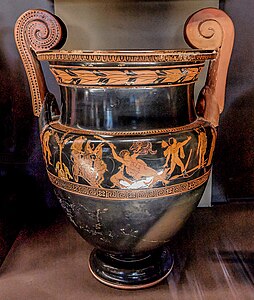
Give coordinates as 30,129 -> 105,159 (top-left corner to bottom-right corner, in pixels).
14,8 -> 234,289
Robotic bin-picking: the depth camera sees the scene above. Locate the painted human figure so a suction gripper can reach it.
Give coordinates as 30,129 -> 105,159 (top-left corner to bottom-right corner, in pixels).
196,128 -> 207,169
84,141 -> 107,187
71,136 -> 87,182
71,137 -> 106,187
162,136 -> 192,177
42,130 -> 53,166
108,142 -> 168,188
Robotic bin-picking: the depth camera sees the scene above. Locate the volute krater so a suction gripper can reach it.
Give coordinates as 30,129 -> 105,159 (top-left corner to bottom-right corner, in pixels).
15,8 -> 234,289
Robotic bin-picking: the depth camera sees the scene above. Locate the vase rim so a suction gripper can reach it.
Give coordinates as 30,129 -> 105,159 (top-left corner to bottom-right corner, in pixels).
36,48 -> 217,64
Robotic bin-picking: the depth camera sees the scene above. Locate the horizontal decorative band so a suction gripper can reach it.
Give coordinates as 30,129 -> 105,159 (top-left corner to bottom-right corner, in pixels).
37,50 -> 217,63
47,170 -> 210,200
49,119 -> 206,137
50,66 -> 203,86
49,63 -> 205,70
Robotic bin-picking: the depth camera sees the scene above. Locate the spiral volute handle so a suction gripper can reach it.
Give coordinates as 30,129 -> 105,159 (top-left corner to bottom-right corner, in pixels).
14,9 -> 66,116
184,8 -> 234,126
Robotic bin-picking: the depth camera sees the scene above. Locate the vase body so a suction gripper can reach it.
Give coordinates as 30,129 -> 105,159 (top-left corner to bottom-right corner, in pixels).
36,50 -> 217,288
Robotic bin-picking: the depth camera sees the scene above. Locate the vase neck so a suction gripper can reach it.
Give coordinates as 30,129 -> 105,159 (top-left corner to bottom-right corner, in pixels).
59,85 -> 197,131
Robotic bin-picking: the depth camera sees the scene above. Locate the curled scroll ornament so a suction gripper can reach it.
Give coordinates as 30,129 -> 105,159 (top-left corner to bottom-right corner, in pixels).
185,18 -> 223,50
184,8 -> 234,126
14,9 -> 66,116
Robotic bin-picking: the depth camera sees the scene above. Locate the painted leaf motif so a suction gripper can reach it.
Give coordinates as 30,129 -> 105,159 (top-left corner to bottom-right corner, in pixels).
50,66 -> 202,86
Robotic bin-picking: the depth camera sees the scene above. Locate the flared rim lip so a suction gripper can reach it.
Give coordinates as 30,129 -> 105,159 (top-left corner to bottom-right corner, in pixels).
36,48 -> 217,63
37,48 -> 215,54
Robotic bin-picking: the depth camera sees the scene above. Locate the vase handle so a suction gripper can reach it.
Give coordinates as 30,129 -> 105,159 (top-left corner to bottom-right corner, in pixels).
184,7 -> 234,126
14,9 -> 67,117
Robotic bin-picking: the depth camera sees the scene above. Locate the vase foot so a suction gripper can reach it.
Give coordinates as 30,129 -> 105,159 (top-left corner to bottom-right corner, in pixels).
88,247 -> 174,290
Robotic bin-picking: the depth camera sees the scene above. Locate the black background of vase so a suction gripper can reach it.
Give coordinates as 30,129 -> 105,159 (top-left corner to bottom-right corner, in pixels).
0,0 -> 253,264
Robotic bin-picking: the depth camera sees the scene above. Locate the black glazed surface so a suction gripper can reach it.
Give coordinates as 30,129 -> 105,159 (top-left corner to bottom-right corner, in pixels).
60,85 -> 196,131
38,50 -> 216,289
